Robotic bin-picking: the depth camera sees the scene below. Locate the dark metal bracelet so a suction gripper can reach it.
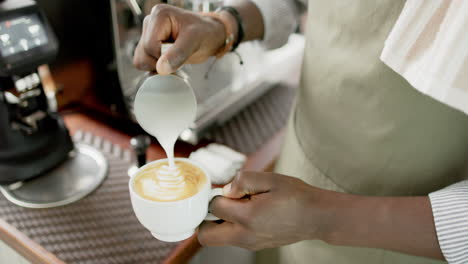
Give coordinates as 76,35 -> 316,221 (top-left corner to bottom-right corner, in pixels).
218,6 -> 244,52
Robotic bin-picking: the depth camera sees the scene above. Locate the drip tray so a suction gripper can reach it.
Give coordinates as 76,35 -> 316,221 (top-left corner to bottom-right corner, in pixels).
0,143 -> 108,208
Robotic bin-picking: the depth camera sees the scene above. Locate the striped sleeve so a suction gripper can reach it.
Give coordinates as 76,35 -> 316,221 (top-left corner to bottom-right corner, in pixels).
429,181 -> 468,264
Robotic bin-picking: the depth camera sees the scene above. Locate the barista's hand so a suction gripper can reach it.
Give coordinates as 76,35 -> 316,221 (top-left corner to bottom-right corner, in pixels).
133,4 -> 227,75
198,172 -> 333,250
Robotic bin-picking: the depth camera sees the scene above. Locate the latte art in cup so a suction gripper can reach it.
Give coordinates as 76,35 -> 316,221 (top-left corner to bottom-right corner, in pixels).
129,158 -> 223,242
133,160 -> 207,202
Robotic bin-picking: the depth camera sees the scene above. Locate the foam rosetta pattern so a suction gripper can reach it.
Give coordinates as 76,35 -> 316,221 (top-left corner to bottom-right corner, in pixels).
134,161 -> 206,202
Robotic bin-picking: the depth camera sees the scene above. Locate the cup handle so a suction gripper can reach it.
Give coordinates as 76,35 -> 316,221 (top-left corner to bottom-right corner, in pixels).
204,188 -> 224,221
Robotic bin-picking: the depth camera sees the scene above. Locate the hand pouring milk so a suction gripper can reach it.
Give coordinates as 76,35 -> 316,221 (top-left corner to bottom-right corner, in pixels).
130,75 -> 224,242
133,74 -> 197,168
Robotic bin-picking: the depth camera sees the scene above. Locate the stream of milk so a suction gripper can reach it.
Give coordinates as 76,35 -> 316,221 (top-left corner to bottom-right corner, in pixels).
134,75 -> 197,170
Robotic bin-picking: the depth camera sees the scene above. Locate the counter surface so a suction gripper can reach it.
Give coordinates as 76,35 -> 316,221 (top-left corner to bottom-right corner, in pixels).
0,112 -> 285,264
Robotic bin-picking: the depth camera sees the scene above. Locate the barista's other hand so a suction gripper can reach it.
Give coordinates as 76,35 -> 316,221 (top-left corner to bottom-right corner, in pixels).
133,4 -> 227,75
198,172 -> 332,251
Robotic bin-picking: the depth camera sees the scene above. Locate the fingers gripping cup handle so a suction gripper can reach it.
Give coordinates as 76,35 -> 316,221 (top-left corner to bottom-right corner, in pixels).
205,188 -> 223,221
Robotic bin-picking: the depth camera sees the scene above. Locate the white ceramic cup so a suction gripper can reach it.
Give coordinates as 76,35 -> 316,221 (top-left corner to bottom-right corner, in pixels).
129,158 -> 223,242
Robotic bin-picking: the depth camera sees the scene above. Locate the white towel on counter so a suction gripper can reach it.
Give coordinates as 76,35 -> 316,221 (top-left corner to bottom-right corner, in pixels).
206,144 -> 246,167
381,0 -> 468,115
189,144 -> 246,185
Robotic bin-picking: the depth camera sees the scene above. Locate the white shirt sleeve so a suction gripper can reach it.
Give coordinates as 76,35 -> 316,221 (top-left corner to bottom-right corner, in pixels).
429,181 -> 468,264
225,0 -> 305,49
380,0 -> 468,116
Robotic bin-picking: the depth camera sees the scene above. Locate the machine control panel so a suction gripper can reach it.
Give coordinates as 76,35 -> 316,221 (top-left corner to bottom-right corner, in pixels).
0,14 -> 49,57
0,0 -> 57,76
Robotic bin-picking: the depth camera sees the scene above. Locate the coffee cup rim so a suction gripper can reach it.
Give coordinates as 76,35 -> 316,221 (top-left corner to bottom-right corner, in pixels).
129,157 -> 211,205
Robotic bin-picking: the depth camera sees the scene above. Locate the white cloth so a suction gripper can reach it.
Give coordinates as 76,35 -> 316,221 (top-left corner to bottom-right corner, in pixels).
381,0 -> 468,115
189,144 -> 246,185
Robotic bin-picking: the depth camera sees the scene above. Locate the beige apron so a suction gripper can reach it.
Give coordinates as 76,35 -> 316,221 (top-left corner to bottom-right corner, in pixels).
258,0 -> 468,263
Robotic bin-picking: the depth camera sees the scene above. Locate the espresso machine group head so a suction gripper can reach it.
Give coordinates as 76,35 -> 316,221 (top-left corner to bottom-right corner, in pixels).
0,0 -> 73,184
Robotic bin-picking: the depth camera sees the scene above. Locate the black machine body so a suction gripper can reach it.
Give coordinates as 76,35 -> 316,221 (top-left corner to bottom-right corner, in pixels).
0,0 -> 73,185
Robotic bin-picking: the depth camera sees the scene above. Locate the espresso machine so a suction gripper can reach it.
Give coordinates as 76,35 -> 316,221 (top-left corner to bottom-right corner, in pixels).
110,0 -> 304,144
0,0 -> 107,208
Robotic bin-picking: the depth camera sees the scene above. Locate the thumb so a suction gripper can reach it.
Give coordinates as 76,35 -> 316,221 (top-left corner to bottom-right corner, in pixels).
156,30 -> 199,75
223,172 -> 275,199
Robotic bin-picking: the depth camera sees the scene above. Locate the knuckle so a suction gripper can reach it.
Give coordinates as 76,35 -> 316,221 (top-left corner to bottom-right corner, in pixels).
151,4 -> 170,16
197,233 -> 209,246
230,172 -> 255,197
132,56 -> 145,70
197,227 -> 212,246
234,172 -> 248,188
132,59 -> 142,69
135,62 -> 152,71
142,43 -> 154,55
142,15 -> 150,27
229,174 -> 242,193
132,52 -> 139,66
142,43 -> 160,58
237,205 -> 255,226
184,25 -> 200,35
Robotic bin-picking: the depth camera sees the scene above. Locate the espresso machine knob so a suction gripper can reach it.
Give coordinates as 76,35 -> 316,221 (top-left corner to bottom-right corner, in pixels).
130,135 -> 151,167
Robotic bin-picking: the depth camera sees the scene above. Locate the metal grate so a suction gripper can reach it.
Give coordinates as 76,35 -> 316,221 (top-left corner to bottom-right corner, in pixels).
207,83 -> 296,153
0,132 -> 179,264
0,83 -> 296,263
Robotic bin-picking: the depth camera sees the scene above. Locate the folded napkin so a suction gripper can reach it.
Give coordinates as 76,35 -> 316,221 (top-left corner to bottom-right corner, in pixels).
189,144 -> 246,185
